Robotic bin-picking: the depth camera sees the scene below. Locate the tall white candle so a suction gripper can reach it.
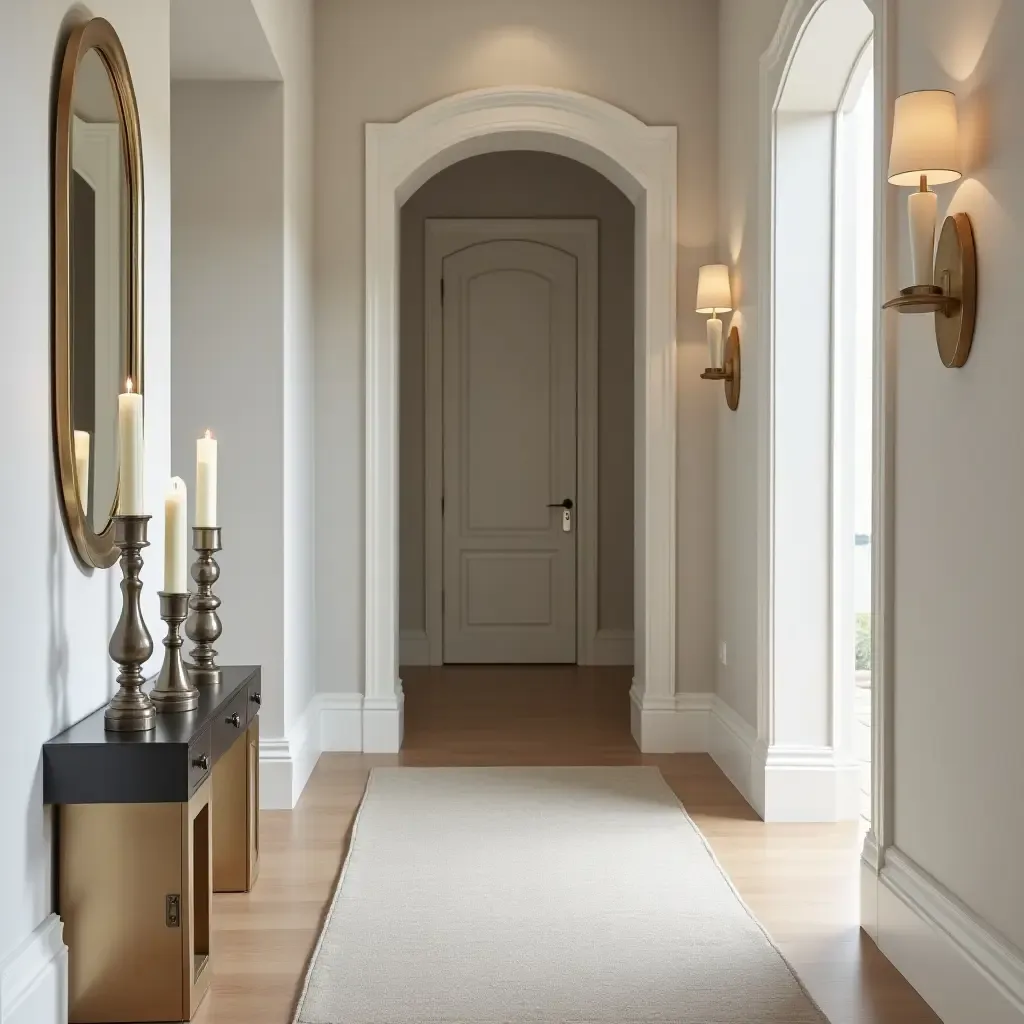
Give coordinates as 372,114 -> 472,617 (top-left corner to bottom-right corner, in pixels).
706,316 -> 725,370
196,430 -> 218,527
117,378 -> 143,515
164,477 -> 188,592
74,429 -> 91,515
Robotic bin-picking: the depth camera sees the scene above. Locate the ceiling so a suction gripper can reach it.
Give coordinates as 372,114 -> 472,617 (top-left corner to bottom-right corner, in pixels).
170,0 -> 281,81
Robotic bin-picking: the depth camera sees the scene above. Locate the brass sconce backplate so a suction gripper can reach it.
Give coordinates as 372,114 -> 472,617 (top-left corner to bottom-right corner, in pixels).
934,212 -> 976,368
700,326 -> 741,410
882,212 -> 976,368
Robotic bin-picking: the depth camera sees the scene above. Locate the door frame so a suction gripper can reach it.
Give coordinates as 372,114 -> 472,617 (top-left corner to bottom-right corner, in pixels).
420,218 -> 602,667
364,86 -> 678,753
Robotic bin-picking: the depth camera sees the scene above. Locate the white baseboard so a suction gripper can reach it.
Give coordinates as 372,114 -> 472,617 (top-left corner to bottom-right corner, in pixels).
320,692 -> 364,750
586,629 -> 634,666
629,690 -> 858,822
260,687 -> 407,802
259,694 -> 322,809
628,682 -> 711,752
757,743 -> 860,822
399,629 -> 431,666
363,683 -> 405,753
707,695 -> 759,807
871,846 -> 1024,1024
860,831 -> 881,942
0,915 -> 67,1024
402,628 -> 634,667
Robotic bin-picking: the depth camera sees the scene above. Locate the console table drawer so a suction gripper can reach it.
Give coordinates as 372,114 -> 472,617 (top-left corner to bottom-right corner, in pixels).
246,678 -> 262,725
189,727 -> 213,794
214,689 -> 248,761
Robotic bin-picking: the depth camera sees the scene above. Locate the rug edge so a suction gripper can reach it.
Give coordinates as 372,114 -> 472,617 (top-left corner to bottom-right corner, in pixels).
291,767 -> 379,1024
654,771 -> 833,1024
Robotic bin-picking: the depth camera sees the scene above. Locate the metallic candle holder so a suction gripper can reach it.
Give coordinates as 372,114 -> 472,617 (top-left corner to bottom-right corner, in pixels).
186,526 -> 223,686
150,592 -> 199,712
105,515 -> 156,732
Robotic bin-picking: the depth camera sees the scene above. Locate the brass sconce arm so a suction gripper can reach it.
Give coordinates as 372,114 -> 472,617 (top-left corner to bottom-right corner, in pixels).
882,279 -> 960,316
700,367 -> 733,381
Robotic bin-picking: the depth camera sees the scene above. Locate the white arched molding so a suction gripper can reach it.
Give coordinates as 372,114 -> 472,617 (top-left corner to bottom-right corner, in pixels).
363,87 -> 678,752
751,0 -> 890,822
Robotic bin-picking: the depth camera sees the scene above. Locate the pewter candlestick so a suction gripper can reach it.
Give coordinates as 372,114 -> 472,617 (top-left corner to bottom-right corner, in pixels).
151,592 -> 199,712
186,526 -> 222,686
105,515 -> 156,732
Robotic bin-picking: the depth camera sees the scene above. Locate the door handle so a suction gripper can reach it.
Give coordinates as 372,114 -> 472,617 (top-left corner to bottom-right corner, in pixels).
546,498 -> 574,510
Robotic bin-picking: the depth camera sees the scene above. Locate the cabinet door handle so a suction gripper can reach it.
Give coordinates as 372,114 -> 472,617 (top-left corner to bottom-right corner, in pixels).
250,692 -> 262,706
226,713 -> 241,728
192,753 -> 210,771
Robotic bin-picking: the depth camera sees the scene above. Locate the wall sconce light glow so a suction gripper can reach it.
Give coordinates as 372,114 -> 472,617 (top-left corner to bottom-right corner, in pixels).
695,263 -> 732,368
883,89 -> 976,368
696,264 -> 741,410
888,90 -> 961,286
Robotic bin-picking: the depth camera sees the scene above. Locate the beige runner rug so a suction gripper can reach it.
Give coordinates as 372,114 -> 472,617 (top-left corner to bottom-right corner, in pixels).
294,766 -> 827,1023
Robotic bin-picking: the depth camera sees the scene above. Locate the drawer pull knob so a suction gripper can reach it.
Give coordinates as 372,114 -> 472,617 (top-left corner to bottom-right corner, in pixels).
226,712 -> 241,728
250,692 -> 261,706
192,753 -> 210,771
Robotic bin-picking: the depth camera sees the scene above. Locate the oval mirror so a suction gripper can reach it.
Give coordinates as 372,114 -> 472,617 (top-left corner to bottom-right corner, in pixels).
54,18 -> 143,569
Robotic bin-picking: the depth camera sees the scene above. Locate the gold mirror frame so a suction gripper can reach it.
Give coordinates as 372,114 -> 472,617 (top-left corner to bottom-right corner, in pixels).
54,17 -> 144,569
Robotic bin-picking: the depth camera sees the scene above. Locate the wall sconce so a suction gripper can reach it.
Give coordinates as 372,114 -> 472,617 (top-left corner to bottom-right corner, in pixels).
697,264 -> 740,410
883,89 -> 976,368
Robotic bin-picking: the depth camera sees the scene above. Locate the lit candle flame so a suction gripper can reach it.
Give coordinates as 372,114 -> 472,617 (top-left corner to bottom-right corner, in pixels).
204,429 -> 212,440
125,377 -> 134,394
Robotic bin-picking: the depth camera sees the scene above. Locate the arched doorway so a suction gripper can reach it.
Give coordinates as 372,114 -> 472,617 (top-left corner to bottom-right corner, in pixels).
362,87 -> 678,752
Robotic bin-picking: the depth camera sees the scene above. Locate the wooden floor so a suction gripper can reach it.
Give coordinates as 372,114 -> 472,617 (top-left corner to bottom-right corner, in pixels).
193,666 -> 938,1024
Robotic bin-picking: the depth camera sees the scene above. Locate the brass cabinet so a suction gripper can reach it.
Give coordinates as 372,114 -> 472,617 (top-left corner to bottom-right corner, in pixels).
45,666 -> 262,1022
60,780 -> 213,1023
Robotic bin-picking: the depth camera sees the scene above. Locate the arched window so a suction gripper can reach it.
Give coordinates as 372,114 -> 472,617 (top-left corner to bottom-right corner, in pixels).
769,0 -> 874,822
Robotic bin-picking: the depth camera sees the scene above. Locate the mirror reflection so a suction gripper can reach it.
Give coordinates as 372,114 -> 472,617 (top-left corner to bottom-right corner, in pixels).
69,47 -> 127,531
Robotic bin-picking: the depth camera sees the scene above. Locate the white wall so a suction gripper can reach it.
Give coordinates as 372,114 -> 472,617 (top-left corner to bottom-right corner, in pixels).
399,151 -> 635,640
171,82 -> 286,737
171,0 -> 315,753
251,0 -> 317,738
315,0 -> 720,697
0,1 -> 170,1018
715,0 -> 790,726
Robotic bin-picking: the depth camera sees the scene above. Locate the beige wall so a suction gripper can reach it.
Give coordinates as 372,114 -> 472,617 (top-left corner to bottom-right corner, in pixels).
0,0 -> 171,989
315,0 -> 720,695
399,151 -> 634,638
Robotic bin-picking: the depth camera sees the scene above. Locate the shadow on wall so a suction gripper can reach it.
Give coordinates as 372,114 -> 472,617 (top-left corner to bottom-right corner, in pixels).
47,502 -> 70,737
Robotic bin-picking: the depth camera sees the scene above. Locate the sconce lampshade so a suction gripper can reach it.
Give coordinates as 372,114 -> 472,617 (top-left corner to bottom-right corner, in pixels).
696,264 -> 733,314
888,90 -> 962,186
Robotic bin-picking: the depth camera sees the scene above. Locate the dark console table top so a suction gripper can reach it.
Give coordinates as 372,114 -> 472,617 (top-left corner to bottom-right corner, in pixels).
44,665 -> 261,805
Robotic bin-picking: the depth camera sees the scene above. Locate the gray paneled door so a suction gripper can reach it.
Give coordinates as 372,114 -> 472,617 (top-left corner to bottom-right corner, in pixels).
441,238 -> 578,663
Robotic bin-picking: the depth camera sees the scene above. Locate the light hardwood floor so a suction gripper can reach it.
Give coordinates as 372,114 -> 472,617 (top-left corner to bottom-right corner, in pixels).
193,666 -> 938,1024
